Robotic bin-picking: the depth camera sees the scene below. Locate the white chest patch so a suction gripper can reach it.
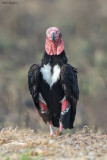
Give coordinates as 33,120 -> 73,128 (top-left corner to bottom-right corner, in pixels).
40,63 -> 60,88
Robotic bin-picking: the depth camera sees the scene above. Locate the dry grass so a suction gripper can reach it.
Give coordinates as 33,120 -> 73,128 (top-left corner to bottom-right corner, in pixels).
0,126 -> 106,160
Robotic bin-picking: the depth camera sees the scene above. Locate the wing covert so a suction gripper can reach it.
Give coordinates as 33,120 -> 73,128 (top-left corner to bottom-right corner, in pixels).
28,64 -> 40,105
61,64 -> 79,105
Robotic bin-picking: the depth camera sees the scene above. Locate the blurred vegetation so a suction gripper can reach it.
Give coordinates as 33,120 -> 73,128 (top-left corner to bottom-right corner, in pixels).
0,0 -> 107,132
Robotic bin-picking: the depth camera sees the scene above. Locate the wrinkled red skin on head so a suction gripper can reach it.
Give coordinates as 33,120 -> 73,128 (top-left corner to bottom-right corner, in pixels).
46,27 -> 61,41
45,27 -> 64,55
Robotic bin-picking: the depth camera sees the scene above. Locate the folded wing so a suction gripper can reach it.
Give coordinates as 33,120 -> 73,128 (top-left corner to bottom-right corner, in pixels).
60,64 -> 79,128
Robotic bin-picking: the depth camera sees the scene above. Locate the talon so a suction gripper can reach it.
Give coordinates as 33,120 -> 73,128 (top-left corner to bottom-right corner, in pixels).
55,130 -> 62,136
50,132 -> 56,136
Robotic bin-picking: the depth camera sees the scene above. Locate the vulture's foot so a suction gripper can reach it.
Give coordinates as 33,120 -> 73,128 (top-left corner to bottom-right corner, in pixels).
55,130 -> 62,136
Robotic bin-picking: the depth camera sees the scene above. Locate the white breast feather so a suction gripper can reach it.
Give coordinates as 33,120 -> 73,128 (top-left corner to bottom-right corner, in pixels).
40,63 -> 60,88
40,63 -> 51,85
51,65 -> 60,87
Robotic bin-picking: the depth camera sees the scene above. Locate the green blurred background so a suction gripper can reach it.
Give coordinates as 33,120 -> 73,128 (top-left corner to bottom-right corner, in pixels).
0,0 -> 107,132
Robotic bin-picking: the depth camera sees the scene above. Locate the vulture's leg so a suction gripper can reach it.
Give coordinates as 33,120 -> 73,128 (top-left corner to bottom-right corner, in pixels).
49,121 -> 55,136
59,122 -> 63,133
60,97 -> 70,133
39,102 -> 55,135
39,93 -> 55,135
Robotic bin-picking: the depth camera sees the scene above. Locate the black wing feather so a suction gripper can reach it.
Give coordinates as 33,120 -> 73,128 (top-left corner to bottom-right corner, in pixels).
61,64 -> 79,102
28,64 -> 51,123
61,64 -> 79,128
28,64 -> 40,107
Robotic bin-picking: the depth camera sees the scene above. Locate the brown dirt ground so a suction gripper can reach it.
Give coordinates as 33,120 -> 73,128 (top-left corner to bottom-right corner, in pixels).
0,126 -> 107,160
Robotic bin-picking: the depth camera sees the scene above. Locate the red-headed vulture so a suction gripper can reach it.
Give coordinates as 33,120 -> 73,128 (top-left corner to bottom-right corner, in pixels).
28,27 -> 79,135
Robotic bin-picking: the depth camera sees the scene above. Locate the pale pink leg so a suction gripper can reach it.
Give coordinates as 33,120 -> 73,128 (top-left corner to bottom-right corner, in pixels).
49,121 -> 55,136
59,122 -> 63,133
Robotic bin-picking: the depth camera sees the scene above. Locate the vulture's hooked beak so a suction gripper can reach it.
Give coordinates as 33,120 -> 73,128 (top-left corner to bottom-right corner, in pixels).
51,32 -> 56,41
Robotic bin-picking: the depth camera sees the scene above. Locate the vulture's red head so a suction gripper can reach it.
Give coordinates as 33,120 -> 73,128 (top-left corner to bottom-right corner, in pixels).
45,27 -> 64,55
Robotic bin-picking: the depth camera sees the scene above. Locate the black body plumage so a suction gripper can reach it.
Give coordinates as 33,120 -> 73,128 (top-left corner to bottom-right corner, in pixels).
28,50 -> 79,129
